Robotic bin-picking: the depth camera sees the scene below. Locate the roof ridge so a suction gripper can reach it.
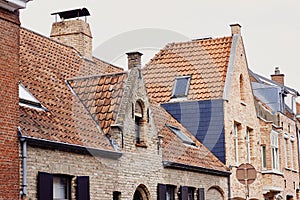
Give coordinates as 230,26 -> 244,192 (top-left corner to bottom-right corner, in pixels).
67,71 -> 128,82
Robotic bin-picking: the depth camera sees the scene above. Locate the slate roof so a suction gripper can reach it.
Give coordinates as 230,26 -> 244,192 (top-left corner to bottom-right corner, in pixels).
19,27 -> 122,150
143,37 -> 232,103
67,72 -> 128,136
151,104 -> 228,172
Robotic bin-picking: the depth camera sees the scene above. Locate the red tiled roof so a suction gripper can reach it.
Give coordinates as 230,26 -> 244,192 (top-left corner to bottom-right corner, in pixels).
19,28 -> 122,149
67,72 -> 128,136
143,37 -> 232,103
151,104 -> 228,172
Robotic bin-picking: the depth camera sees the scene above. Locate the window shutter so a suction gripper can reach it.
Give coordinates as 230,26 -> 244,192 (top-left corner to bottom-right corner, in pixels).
76,176 -> 90,200
197,188 -> 205,200
38,172 -> 53,200
157,184 -> 166,200
180,186 -> 188,200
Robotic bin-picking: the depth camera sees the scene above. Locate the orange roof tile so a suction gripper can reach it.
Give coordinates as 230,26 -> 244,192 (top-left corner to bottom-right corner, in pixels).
67,72 -> 128,136
143,37 -> 232,103
19,28 -> 123,150
151,104 -> 228,172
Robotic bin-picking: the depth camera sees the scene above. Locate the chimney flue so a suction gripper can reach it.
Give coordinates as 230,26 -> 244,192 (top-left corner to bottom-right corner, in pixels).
126,52 -> 143,70
271,67 -> 285,85
230,23 -> 242,36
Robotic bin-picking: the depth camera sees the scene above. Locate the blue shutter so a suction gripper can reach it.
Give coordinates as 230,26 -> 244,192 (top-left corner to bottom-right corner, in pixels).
38,172 -> 53,200
157,184 -> 166,200
76,176 -> 90,200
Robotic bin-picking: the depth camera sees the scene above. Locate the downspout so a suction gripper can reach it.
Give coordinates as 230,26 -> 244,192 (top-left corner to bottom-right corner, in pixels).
20,137 -> 27,196
228,175 -> 231,200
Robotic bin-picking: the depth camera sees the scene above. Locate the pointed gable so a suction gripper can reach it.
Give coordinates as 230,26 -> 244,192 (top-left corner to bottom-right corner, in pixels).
143,37 -> 232,103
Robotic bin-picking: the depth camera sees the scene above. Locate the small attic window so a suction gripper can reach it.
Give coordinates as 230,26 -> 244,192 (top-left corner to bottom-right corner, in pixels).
171,76 -> 191,98
19,84 -> 47,111
166,124 -> 195,146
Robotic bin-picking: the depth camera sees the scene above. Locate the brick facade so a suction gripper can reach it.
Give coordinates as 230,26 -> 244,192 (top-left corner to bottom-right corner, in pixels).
0,7 -> 21,200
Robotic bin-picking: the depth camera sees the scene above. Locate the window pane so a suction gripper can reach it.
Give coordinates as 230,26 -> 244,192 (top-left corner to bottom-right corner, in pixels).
262,146 -> 266,168
53,176 -> 69,200
172,77 -> 190,97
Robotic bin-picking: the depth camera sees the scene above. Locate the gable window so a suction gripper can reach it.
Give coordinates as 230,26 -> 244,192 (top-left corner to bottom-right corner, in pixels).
271,130 -> 279,170
171,76 -> 191,98
166,124 -> 195,146
134,100 -> 147,146
239,74 -> 246,102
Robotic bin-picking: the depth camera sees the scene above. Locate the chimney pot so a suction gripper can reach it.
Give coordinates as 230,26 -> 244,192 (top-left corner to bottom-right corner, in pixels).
271,67 -> 285,85
126,52 -> 143,70
230,23 -> 242,35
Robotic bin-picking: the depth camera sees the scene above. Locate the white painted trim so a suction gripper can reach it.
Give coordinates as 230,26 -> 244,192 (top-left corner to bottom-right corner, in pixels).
0,0 -> 30,11
223,34 -> 239,100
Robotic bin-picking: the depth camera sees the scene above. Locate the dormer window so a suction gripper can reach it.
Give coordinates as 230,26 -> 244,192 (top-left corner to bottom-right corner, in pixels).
171,76 -> 191,98
166,124 -> 195,146
19,84 -> 47,111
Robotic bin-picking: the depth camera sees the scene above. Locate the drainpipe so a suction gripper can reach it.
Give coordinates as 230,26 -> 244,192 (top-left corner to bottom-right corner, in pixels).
20,137 -> 27,196
228,175 -> 231,200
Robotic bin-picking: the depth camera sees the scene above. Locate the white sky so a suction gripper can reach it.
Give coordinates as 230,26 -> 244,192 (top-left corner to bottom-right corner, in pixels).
20,0 -> 300,93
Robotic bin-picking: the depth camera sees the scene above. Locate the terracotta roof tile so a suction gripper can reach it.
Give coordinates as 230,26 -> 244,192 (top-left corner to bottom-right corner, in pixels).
19,28 -> 123,150
151,104 -> 228,172
143,37 -> 232,103
68,72 -> 128,136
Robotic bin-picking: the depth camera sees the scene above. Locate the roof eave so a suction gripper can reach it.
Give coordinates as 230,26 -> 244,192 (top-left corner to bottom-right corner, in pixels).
19,135 -> 123,160
162,161 -> 231,177
0,0 -> 31,11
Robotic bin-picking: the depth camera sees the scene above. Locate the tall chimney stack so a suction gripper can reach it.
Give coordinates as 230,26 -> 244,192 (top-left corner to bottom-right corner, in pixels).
50,8 -> 93,60
126,52 -> 143,70
230,23 -> 241,36
271,67 -> 285,85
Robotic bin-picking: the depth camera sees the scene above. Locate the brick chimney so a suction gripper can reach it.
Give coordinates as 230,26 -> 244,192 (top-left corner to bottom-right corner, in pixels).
230,23 -> 241,35
126,52 -> 143,70
50,8 -> 92,60
271,67 -> 285,85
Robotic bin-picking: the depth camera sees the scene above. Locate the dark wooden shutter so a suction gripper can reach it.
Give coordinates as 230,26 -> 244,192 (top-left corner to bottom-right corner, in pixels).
38,172 -> 53,200
76,176 -> 90,200
180,186 -> 188,200
197,188 -> 205,200
157,183 -> 166,200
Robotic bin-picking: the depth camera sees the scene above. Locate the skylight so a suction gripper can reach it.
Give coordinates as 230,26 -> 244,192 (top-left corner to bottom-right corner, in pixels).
19,84 -> 46,111
166,124 -> 195,146
171,76 -> 191,98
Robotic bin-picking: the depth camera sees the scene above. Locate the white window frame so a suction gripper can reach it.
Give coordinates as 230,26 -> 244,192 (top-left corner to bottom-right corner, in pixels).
246,128 -> 251,163
234,123 -> 239,165
271,130 -> 280,171
53,176 -> 70,200
290,135 -> 295,170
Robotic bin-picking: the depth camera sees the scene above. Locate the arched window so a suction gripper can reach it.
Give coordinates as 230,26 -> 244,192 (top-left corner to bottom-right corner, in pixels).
134,100 -> 146,145
239,74 -> 246,102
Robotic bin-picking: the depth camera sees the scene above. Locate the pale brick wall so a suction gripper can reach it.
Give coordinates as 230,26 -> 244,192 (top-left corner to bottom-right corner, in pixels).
223,35 -> 263,199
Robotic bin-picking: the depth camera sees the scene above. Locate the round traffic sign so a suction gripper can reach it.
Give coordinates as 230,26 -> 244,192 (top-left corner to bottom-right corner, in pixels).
236,163 -> 257,185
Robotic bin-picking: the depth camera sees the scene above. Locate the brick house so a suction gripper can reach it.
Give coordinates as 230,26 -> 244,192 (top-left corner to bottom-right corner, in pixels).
250,68 -> 300,200
143,24 -> 300,199
0,0 -> 30,199
17,8 -> 230,200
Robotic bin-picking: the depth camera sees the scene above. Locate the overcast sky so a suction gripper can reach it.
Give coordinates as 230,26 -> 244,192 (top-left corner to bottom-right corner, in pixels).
20,0 -> 300,93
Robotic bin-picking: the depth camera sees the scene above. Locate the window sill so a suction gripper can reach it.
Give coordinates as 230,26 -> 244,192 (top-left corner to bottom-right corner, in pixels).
284,167 -> 298,173
261,170 -> 284,176
135,143 -> 147,148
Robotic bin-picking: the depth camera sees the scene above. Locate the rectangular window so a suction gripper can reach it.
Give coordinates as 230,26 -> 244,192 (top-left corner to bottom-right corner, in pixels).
271,130 -> 279,170
53,176 -> 70,200
171,76 -> 191,98
234,123 -> 240,165
188,187 -> 194,200
262,145 -> 267,169
167,124 -> 195,146
290,136 -> 295,169
166,185 -> 175,200
246,128 -> 252,163
113,191 -> 121,200
284,133 -> 289,168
